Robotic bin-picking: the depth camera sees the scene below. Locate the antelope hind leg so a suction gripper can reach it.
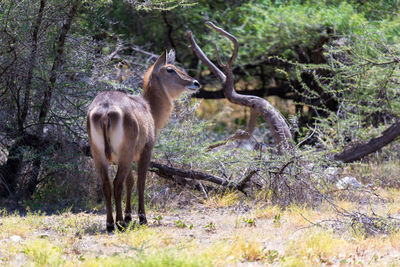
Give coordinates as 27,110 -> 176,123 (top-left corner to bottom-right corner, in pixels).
124,171 -> 134,224
137,142 -> 153,225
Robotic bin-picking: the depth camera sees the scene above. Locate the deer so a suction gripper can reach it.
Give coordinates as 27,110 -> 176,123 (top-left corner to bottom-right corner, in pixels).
87,50 -> 200,232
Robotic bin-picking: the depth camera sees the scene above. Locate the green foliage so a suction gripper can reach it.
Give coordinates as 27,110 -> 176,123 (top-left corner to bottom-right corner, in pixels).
242,217 -> 257,227
204,221 -> 216,231
209,0 -> 399,63
297,32 -> 400,149
134,0 -> 197,11
99,0 -> 399,66
266,249 -> 280,264
273,213 -> 281,225
153,214 -> 163,225
175,220 -> 193,229
23,239 -> 65,266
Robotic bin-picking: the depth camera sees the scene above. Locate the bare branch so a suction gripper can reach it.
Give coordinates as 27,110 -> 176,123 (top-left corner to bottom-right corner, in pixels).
150,162 -> 236,188
236,169 -> 258,192
129,45 -> 158,58
186,30 -> 226,83
187,22 -> 293,151
205,21 -> 238,68
37,0 -> 80,131
212,42 -> 224,68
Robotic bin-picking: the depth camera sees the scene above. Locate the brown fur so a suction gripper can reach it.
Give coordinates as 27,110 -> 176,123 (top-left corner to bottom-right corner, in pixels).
87,50 -> 200,231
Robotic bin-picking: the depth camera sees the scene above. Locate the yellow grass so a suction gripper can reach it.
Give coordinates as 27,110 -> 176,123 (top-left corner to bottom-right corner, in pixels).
252,205 -> 281,220
1,192 -> 400,266
203,191 -> 241,208
286,229 -> 349,265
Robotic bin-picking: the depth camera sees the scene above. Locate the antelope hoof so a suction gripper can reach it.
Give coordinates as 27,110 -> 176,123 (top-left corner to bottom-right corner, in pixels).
116,221 -> 127,231
139,214 -> 147,225
106,223 -> 115,233
124,213 -> 132,224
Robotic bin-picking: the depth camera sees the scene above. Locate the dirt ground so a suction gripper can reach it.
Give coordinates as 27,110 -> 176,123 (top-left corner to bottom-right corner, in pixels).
1,188 -> 400,266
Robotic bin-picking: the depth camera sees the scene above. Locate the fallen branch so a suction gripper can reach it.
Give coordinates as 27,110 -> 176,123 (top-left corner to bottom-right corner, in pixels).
149,161 -> 255,194
334,121 -> 400,163
236,169 -> 259,192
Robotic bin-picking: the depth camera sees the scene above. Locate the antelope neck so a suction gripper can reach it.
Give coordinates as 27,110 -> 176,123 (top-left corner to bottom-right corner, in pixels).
143,80 -> 174,132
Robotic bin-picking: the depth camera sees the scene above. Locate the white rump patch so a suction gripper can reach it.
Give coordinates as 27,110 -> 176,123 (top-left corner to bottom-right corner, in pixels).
108,108 -> 124,163
89,109 -> 106,162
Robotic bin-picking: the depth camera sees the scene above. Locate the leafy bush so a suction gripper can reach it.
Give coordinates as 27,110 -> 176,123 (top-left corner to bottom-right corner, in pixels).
295,30 -> 400,150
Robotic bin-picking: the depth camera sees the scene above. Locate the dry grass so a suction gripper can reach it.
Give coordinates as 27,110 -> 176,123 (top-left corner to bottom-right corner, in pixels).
285,229 -> 349,264
252,205 -> 281,220
203,191 -> 241,208
1,188 -> 400,266
344,159 -> 400,188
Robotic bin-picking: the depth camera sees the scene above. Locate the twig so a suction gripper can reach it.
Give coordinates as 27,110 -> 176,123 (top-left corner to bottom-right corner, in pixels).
197,181 -> 208,199
0,173 -> 12,196
237,169 -> 259,192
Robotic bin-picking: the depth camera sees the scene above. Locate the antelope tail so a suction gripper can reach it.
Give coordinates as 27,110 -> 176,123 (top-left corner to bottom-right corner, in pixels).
101,114 -> 112,163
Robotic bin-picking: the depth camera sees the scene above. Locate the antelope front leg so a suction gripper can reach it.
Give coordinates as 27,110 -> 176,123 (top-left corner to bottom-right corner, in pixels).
137,143 -> 153,225
124,171 -> 134,224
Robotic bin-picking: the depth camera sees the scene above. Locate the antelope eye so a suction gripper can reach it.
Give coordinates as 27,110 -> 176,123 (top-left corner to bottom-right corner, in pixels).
166,67 -> 175,73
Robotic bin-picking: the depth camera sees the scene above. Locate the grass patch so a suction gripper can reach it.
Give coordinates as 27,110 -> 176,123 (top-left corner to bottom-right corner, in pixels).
284,204 -> 324,228
203,191 -> 241,208
252,205 -> 282,220
23,239 -> 65,266
116,225 -> 175,249
0,210 -> 45,238
197,234 -> 267,264
81,249 -> 212,267
1,189 -> 400,266
41,212 -> 102,236
286,229 -> 348,265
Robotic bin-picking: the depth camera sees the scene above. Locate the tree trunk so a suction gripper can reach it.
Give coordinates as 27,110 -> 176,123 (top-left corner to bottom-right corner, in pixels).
18,0 -> 47,133
37,0 -> 80,130
0,0 -> 81,199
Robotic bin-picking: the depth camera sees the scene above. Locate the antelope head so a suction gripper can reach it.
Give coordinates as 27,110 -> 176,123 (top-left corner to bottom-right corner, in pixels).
149,49 -> 200,99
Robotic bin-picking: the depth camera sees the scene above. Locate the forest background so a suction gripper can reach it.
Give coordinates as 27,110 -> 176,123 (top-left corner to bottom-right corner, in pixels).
1,0 -> 399,205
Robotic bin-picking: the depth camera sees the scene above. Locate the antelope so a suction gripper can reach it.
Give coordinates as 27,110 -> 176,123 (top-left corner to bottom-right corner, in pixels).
87,50 -> 200,231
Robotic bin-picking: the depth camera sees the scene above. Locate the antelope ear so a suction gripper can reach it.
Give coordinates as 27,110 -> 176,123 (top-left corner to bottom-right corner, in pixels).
153,50 -> 167,71
167,49 -> 175,65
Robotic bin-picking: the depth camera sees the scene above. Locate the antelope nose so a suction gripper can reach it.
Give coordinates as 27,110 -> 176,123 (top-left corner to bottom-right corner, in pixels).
193,80 -> 200,88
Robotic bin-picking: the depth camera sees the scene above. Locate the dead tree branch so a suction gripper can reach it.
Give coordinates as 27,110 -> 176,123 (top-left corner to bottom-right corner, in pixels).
236,169 -> 259,192
186,22 -> 293,151
149,161 -> 255,194
334,121 -> 400,163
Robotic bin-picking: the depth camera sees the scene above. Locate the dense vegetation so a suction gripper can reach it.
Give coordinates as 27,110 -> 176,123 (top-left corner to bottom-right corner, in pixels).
0,0 -> 399,265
